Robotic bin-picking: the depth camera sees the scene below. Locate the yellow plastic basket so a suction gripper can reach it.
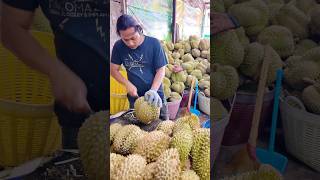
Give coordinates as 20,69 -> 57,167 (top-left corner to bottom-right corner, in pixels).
110,68 -> 129,114
0,31 -> 61,167
31,8 -> 52,33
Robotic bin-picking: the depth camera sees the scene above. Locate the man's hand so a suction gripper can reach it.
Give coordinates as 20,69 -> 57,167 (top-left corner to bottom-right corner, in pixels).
144,89 -> 162,108
125,81 -> 138,97
212,12 -> 237,35
49,61 -> 92,113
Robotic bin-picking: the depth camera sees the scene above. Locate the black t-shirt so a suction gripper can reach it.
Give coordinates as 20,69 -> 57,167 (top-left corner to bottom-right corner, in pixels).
3,0 -> 109,126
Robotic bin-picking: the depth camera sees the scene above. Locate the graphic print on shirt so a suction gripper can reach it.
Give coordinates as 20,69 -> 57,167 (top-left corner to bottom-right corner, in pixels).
124,53 -> 145,74
47,0 -> 107,41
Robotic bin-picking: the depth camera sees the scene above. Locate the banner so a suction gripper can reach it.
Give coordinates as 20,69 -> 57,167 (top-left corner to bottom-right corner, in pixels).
127,0 -> 173,41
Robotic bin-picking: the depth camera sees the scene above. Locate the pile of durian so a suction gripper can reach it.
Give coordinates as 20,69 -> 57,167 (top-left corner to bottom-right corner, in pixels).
161,35 -> 211,102
110,114 -> 210,180
213,0 -> 320,115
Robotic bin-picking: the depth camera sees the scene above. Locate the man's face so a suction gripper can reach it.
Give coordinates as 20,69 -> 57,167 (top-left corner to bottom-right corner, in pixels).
119,27 -> 141,49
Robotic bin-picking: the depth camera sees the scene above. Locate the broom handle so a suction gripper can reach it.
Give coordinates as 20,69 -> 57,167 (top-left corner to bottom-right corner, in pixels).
248,51 -> 270,147
187,78 -> 195,112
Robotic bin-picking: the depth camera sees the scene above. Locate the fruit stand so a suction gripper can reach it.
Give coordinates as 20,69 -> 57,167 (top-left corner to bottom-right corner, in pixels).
213,0 -> 320,179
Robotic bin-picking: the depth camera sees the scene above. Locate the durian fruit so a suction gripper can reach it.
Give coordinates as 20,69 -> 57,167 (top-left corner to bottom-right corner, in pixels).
300,46 -> 320,64
191,128 -> 210,180
157,120 -> 175,136
173,114 -> 201,133
116,154 -> 147,180
257,25 -> 295,58
192,49 -> 201,58
163,77 -> 171,87
200,50 -> 210,59
170,124 -> 193,169
171,82 -> 186,94
213,0 -> 226,12
212,64 -> 239,100
182,53 -> 195,62
142,162 -> 157,180
110,153 -> 125,180
302,82 -> 320,114
223,0 -> 237,9
180,170 -> 200,180
204,88 -> 210,97
191,69 -> 203,80
154,148 -> 181,180
134,97 -> 161,124
174,42 -> 183,50
309,5 -> 320,39
293,39 -> 318,56
134,131 -> 170,163
113,124 -> 144,155
228,0 -> 269,37
189,35 -> 200,49
172,52 -> 181,59
211,97 -> 228,121
173,121 -> 193,135
199,79 -> 210,89
285,55 -> 301,68
212,29 -> 244,68
196,62 -> 207,75
169,92 -> 182,102
284,60 -> 320,90
199,39 -> 209,51
165,66 -> 172,78
235,27 -> 250,48
202,74 -> 210,81
164,86 -> 172,99
239,43 -> 283,84
183,41 -> 192,53
271,2 -> 310,40
186,75 -> 197,87
295,0 -> 317,15
178,49 -> 185,57
110,123 -> 122,145
268,2 -> 283,21
171,71 -> 188,83
182,62 -> 195,74
166,42 -> 174,51
265,0 -> 284,4
77,111 -> 109,180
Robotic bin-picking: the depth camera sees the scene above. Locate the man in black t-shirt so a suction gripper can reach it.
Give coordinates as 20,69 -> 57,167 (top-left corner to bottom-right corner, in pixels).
1,0 -> 108,149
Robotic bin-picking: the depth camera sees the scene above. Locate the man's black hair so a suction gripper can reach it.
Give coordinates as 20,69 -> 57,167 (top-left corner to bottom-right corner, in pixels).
116,14 -> 143,36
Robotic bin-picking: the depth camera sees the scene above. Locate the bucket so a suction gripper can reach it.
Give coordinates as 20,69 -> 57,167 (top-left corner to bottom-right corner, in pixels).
198,91 -> 210,115
167,98 -> 182,120
222,90 -> 274,146
180,89 -> 194,107
212,115 -> 230,164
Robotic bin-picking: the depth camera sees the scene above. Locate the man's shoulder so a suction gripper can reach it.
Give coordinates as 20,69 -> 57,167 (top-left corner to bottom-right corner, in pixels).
113,39 -> 124,49
146,36 -> 161,44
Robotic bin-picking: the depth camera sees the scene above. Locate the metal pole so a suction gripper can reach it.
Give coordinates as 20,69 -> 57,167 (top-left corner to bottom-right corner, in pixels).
122,0 -> 127,14
172,0 -> 176,43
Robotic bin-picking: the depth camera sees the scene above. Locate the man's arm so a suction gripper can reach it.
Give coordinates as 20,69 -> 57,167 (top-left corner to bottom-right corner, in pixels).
1,3 -> 91,113
1,4 -> 57,77
151,66 -> 165,91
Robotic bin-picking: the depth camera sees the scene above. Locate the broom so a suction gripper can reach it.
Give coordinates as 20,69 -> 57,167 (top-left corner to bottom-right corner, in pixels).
223,45 -> 271,175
